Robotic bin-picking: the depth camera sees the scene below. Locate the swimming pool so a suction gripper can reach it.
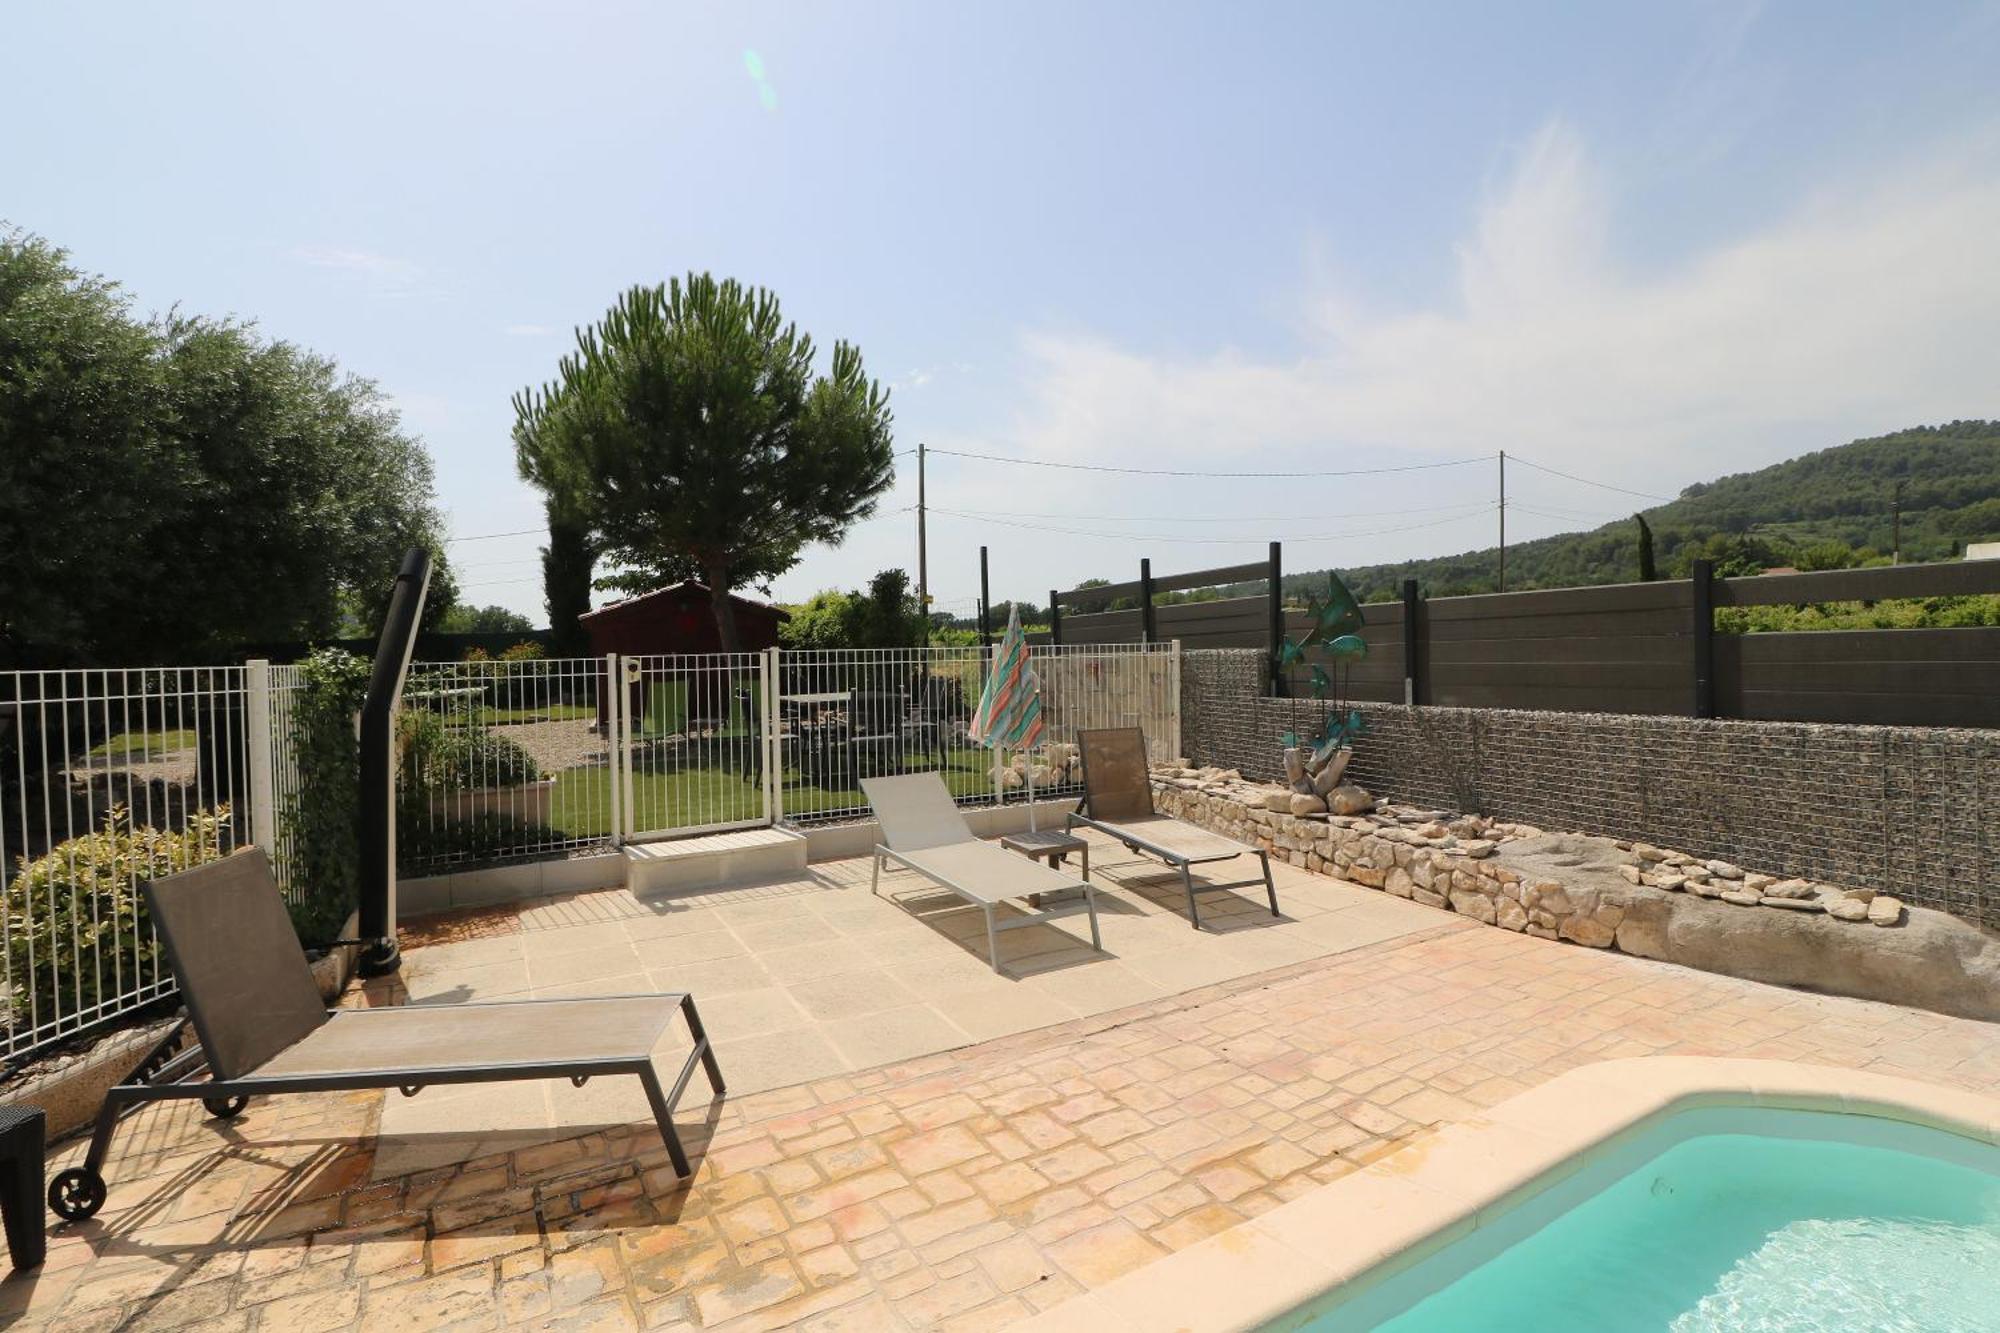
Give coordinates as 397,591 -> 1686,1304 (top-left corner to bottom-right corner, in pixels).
1300,1106 -> 2000,1331
1015,1059 -> 2000,1333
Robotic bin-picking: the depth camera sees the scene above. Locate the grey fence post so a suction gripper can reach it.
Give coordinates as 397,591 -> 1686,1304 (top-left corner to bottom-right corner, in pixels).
1139,559 -> 1156,644
1691,560 -> 1716,718
1401,579 -> 1422,706
1267,541 -> 1284,696
245,658 -> 277,855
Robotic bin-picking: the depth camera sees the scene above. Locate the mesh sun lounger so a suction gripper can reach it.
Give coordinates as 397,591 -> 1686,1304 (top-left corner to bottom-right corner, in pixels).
862,773 -> 1102,972
45,848 -> 723,1222
1068,728 -> 1279,929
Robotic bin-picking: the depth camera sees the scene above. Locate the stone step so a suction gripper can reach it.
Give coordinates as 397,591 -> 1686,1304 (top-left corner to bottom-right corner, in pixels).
624,825 -> 807,897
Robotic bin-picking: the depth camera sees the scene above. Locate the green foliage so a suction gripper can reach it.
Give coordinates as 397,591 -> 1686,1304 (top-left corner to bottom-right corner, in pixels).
281,648 -> 369,943
394,810 -> 561,874
0,229 -> 452,664
398,709 -> 542,791
1715,595 -> 2000,633
3,805 -> 229,1033
541,500 -> 597,657
439,604 -> 534,635
514,273 -> 896,651
779,569 -> 926,649
1793,541 -> 1859,572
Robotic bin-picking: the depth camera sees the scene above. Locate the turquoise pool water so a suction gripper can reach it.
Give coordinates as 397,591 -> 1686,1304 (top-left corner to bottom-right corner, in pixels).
1295,1108 -> 2000,1332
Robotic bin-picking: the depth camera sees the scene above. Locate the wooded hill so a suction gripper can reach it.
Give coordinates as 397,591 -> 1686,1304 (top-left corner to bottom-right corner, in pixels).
1298,421 -> 2000,602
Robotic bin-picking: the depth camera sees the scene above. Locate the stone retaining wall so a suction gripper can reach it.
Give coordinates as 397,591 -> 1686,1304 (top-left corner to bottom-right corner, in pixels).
1178,648 -> 2000,930
1149,772 -> 1625,945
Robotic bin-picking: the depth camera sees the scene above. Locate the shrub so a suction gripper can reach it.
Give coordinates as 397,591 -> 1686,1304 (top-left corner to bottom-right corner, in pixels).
3,805 -> 229,1035
399,710 -> 542,791
394,810 -> 560,874
498,641 -> 545,662
281,647 -> 369,944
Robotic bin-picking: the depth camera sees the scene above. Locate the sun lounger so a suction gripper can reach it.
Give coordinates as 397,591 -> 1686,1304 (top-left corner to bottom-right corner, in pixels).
45,848 -> 723,1222
862,773 -> 1102,972
1068,728 -> 1278,929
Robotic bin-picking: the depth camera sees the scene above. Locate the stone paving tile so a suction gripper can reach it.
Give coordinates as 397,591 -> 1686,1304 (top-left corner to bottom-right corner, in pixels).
13,899 -> 2000,1330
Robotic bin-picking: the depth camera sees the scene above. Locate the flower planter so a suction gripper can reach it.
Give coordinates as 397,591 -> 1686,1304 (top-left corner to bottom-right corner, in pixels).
429,777 -> 555,826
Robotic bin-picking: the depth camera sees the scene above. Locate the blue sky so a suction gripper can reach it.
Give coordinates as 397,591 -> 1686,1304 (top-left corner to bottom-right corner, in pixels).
9,2 -> 2000,622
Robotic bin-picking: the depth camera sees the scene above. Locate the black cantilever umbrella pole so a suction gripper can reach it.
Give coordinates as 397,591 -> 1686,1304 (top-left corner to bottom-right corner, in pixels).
358,547 -> 432,977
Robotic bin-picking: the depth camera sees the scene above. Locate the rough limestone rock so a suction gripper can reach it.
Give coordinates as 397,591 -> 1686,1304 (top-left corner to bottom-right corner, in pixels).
1706,859 -> 1745,880
1764,878 -> 1816,900
1289,792 -> 1329,816
1328,784 -> 1375,816
1827,897 -> 1870,922
1614,890 -> 2000,1022
1868,895 -> 1905,927
1263,791 -> 1292,812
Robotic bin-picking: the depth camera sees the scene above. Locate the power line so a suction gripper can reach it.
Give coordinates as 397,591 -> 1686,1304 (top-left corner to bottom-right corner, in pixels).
446,526 -> 546,544
927,447 -> 1495,479
927,503 -> 1496,546
956,498 -> 1501,524
1507,453 -> 1674,502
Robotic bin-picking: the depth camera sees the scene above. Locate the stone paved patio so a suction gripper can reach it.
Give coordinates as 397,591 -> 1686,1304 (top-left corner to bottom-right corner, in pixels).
8,846 -> 1999,1331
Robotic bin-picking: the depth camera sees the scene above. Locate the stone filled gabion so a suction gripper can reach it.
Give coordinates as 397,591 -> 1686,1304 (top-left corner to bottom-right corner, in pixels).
1148,765 -> 1904,947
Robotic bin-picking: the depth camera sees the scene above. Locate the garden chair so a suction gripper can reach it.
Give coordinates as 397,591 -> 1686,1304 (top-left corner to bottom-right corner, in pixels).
1068,727 -> 1278,929
863,773 -> 1102,972
46,848 -> 724,1223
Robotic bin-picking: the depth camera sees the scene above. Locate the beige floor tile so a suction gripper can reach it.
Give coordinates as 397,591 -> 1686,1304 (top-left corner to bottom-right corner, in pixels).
784,969 -> 920,1021
527,943 -> 644,988
715,1026 -> 851,1091
1020,962 -> 1168,1017
698,986 -> 813,1040
629,927 -> 749,967
930,988 -> 1080,1042
1121,945 -> 1249,993
821,1004 -> 971,1068
729,915 -> 841,952
756,938 -> 885,983
533,971 -> 655,1000
623,905 -> 726,940
403,959 -> 533,1004
647,953 -> 773,997
521,920 -> 638,961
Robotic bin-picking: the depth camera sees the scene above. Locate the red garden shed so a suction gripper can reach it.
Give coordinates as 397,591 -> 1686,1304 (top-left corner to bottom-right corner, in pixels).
579,582 -> 789,735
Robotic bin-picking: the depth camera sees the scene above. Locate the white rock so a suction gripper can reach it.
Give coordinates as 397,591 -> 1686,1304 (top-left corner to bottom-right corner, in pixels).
1827,898 -> 1870,922
1706,859 -> 1745,880
1289,792 -> 1329,817
1867,895 -> 1904,927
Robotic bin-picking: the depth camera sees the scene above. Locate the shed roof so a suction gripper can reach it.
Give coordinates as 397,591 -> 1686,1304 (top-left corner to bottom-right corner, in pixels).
577,581 -> 790,623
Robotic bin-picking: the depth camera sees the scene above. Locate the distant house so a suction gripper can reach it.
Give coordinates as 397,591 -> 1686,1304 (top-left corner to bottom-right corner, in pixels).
1967,542 -> 2000,561
579,582 -> 789,735
579,581 -> 789,658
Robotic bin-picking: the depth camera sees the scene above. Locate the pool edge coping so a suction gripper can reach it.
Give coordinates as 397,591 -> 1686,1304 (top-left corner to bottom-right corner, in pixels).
1013,1055 -> 2000,1333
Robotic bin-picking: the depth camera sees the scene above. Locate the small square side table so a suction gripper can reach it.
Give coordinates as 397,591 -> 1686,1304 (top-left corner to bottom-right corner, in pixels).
1001,829 -> 1090,908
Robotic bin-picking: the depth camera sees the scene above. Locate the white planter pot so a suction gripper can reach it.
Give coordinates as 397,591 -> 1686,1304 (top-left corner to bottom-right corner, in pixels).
430,777 -> 555,826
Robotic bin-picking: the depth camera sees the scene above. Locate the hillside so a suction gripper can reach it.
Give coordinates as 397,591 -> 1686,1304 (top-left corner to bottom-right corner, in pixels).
1300,421 -> 2000,602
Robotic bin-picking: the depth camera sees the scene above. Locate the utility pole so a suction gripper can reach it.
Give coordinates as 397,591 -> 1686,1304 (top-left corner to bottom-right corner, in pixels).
916,442 -> 929,643
1891,479 -> 1904,565
1497,449 -> 1507,593
978,546 -> 991,648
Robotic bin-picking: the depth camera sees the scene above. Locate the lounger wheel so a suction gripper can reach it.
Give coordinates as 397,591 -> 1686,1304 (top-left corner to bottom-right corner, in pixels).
203,1095 -> 249,1120
48,1167 -> 107,1222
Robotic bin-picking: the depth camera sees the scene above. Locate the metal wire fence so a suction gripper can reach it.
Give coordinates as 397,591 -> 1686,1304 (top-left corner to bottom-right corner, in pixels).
0,643 -> 1180,1058
0,665 -> 287,1058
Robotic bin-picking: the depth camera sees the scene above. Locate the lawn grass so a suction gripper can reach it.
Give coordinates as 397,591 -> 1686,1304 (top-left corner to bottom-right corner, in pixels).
87,728 -> 198,758
545,738 -> 1035,837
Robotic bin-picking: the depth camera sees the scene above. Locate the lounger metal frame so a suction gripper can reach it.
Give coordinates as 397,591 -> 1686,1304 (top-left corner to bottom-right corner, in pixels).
1067,727 -> 1279,930
67,992 -> 722,1199
870,845 -> 1103,971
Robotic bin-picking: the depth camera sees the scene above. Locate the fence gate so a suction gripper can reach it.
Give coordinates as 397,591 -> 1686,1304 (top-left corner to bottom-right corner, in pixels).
615,651 -> 775,842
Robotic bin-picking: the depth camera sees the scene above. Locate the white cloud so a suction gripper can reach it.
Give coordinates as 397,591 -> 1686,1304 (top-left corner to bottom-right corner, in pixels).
984,119 -> 2000,501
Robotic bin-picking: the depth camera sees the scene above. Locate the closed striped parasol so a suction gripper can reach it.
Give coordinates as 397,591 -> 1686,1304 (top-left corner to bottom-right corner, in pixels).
969,605 -> 1046,825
